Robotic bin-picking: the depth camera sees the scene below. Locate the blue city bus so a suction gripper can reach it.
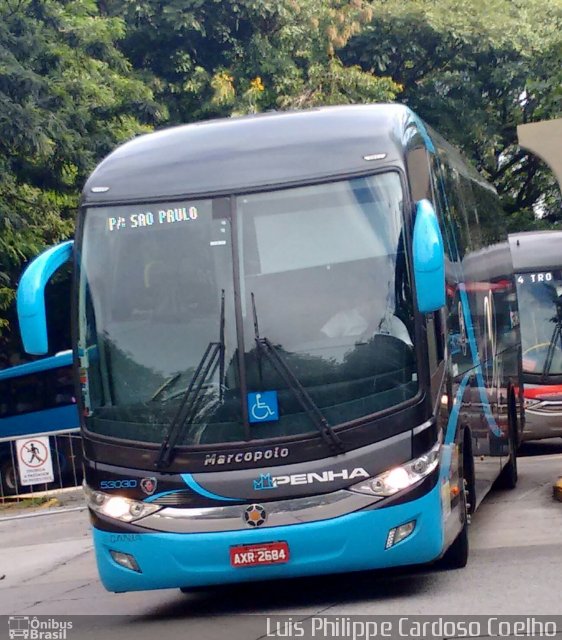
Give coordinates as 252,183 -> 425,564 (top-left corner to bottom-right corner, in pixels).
16,104 -> 522,592
0,351 -> 80,494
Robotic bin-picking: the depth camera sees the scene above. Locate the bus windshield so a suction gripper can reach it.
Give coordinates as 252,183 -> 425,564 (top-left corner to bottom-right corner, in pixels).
516,270 -> 562,377
78,172 -> 417,446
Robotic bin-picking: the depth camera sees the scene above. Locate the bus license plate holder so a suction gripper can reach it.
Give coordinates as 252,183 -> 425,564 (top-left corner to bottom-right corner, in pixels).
230,541 -> 290,568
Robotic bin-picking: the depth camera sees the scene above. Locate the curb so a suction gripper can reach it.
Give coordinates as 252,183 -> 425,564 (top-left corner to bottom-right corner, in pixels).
40,497 -> 60,509
0,487 -> 84,517
18,485 -> 83,499
554,477 -> 562,502
0,505 -> 86,523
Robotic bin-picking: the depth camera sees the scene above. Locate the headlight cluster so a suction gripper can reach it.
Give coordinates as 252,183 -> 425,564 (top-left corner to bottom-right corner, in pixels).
349,442 -> 441,498
83,483 -> 161,522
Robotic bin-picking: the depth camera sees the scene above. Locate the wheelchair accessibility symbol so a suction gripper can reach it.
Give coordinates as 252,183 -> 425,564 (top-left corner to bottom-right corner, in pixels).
248,391 -> 279,424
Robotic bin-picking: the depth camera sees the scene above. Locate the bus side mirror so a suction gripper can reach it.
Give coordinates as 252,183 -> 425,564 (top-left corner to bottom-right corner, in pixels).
16,240 -> 74,355
412,199 -> 445,313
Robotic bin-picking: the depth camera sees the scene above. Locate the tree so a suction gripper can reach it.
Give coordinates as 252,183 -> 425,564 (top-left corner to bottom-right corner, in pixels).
343,0 -> 562,228
0,0 -> 163,349
98,0 -> 401,121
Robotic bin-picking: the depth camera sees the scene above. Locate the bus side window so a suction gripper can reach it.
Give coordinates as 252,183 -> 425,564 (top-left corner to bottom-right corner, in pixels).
0,380 -> 9,417
427,310 -> 445,372
53,366 -> 75,406
12,375 -> 40,414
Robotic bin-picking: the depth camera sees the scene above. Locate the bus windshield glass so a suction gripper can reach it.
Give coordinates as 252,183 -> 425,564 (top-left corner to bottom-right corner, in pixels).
78,172 -> 417,446
516,270 -> 562,377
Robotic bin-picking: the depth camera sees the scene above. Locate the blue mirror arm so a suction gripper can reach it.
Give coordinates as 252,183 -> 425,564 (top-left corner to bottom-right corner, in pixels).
16,240 -> 74,355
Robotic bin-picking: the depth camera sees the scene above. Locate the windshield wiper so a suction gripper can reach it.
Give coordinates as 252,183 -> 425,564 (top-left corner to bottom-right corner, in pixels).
150,373 -> 181,402
155,291 -> 225,469
251,293 -> 345,455
541,311 -> 562,383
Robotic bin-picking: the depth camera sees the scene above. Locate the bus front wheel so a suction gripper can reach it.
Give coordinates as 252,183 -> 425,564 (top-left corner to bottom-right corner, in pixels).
0,459 -> 19,496
440,516 -> 469,570
494,395 -> 518,490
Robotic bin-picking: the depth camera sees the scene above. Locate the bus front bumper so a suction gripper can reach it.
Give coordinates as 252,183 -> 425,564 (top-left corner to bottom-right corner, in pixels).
93,482 -> 448,593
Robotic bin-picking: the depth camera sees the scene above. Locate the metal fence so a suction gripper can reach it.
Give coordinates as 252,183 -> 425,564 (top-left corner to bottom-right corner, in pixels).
0,428 -> 83,502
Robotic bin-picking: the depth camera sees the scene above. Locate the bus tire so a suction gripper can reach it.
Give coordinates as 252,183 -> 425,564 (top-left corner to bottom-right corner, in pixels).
0,459 -> 18,496
494,395 -> 518,490
440,518 -> 469,570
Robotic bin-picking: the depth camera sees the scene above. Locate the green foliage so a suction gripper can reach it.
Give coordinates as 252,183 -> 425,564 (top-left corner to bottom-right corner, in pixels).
104,0 -> 401,119
0,0 -> 163,346
343,0 -> 562,227
0,0 -> 561,352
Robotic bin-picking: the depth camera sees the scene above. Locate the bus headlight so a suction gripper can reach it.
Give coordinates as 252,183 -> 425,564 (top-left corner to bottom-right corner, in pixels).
349,442 -> 440,498
84,484 -> 161,522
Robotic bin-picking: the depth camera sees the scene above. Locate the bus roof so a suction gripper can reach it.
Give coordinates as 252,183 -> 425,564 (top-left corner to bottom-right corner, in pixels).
0,351 -> 72,381
509,230 -> 562,272
83,104 -> 420,204
460,241 -> 513,282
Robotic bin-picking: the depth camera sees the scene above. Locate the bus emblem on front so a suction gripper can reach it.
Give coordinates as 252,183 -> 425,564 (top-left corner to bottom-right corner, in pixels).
243,504 -> 267,527
140,477 -> 157,495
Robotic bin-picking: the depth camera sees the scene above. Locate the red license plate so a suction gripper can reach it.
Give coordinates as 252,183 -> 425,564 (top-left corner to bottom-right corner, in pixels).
230,541 -> 290,568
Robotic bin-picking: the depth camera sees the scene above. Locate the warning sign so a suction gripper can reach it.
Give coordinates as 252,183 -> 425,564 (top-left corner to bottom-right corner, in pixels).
16,436 -> 55,486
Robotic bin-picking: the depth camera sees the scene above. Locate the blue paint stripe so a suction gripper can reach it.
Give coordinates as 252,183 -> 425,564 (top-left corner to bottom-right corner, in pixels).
181,473 -> 240,502
458,285 -> 502,437
444,373 -> 470,445
410,111 -> 436,154
0,351 -> 72,381
439,372 -> 470,479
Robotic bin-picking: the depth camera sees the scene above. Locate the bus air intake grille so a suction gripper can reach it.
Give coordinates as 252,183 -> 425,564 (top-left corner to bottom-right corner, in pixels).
150,491 -> 193,506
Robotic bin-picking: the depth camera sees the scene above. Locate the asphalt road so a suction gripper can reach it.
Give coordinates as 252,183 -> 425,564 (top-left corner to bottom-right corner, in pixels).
0,441 -> 560,640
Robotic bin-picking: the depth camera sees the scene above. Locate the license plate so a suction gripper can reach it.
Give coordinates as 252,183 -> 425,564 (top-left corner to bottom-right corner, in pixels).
230,541 -> 290,568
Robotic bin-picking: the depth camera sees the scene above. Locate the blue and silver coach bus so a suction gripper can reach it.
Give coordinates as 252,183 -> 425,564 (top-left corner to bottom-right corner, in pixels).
16,104 -> 522,592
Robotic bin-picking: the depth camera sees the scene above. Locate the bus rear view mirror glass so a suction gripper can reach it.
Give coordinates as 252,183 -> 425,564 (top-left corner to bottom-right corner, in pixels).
412,199 -> 445,313
16,240 -> 74,355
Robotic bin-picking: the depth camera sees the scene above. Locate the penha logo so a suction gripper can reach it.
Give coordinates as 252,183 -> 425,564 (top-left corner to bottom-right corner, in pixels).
253,474 -> 277,490
253,468 -> 369,490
